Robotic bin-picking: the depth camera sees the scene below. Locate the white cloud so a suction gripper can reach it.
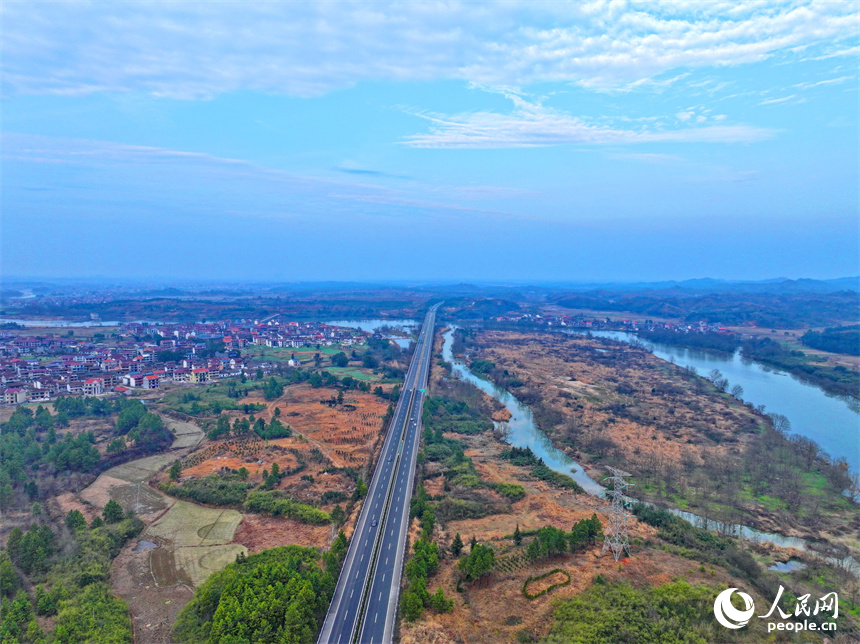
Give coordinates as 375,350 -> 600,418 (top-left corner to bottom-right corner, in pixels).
1,1 -> 857,98
758,94 -> 800,105
403,96 -> 773,148
677,111 -> 694,121
794,75 -> 853,89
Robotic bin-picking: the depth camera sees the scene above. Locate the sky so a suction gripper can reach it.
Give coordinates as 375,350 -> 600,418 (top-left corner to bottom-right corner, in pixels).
1,1 -> 858,283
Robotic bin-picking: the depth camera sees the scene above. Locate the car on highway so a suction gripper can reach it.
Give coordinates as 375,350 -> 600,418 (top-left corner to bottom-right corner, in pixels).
371,519 -> 378,527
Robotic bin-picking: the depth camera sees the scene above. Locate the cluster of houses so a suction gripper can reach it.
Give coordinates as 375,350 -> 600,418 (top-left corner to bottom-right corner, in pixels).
1,317 -> 366,405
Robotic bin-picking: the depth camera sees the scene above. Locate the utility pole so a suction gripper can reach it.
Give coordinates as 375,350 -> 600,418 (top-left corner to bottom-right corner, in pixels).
601,466 -> 633,561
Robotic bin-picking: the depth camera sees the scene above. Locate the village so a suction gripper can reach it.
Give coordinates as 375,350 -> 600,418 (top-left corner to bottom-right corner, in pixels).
0,318 -> 369,405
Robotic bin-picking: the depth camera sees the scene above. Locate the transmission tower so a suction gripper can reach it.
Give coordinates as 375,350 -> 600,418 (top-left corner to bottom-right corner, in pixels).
601,466 -> 633,561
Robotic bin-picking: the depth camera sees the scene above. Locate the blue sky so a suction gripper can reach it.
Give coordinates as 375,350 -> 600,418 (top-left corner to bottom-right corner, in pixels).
2,1 -> 858,282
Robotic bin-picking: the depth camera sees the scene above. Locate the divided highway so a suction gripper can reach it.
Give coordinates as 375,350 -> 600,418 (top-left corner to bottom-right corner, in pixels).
318,303 -> 440,644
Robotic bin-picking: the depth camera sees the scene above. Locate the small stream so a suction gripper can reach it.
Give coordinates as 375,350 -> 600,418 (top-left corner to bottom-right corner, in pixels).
440,327 -> 859,575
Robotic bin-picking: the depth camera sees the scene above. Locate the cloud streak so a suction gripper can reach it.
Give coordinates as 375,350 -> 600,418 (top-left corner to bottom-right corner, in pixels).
0,132 -> 523,221
402,97 -> 774,149
1,1 -> 857,98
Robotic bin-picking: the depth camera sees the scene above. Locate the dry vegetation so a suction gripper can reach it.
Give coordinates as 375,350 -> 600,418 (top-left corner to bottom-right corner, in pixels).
396,329 -> 858,643
468,331 -> 857,544
161,383 -> 390,515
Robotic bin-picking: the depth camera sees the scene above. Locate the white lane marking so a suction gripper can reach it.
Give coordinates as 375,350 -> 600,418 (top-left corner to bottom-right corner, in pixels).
350,589 -> 354,598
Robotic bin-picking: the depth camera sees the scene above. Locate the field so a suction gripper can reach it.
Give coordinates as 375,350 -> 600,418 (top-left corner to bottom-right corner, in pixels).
243,344 -> 356,362
146,500 -> 242,547
175,544 -> 248,586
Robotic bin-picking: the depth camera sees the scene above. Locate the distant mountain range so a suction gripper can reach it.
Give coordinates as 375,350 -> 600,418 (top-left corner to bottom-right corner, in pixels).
540,277 -> 860,294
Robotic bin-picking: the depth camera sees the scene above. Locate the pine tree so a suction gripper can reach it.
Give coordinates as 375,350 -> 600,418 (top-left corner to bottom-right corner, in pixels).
65,509 -> 87,531
103,499 -> 124,524
514,523 -> 522,546
451,533 -> 463,556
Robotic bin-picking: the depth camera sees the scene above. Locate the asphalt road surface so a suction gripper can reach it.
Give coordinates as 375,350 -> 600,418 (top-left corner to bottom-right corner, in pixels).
318,303 -> 439,644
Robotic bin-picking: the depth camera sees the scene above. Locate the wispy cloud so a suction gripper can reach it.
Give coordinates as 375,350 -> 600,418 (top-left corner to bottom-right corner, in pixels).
1,132 -> 525,221
804,44 -> 860,61
1,2 -> 857,98
794,75 -> 853,89
402,96 -> 773,149
335,167 -> 410,180
758,94 -> 802,105
607,152 -> 686,164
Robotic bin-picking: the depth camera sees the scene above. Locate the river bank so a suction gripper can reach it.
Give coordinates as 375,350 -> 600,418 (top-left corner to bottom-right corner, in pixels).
443,328 -> 858,566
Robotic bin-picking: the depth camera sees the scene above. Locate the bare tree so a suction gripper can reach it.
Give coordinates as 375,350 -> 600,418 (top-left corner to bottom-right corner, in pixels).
769,413 -> 791,435
729,384 -> 744,399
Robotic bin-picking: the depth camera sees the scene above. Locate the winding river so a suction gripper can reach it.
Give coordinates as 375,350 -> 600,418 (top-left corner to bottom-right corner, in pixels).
437,327 -> 860,575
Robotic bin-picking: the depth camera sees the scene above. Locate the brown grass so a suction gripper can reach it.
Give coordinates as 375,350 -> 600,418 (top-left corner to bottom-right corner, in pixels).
232,513 -> 331,552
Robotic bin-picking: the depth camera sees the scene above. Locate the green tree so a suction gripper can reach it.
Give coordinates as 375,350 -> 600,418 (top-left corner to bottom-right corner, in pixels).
458,543 -> 495,583
169,460 -> 182,481
354,477 -> 367,500
264,377 -> 283,401
430,586 -> 454,613
0,553 -> 18,597
451,532 -> 463,556
402,589 -> 424,621
238,467 -> 249,480
107,437 -> 126,453
103,499 -> 125,524
330,505 -> 345,526
331,352 -> 349,367
514,524 -> 522,546
65,509 -> 87,531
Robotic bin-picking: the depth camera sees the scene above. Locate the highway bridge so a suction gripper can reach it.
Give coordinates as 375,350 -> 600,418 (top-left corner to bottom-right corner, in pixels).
318,303 -> 440,644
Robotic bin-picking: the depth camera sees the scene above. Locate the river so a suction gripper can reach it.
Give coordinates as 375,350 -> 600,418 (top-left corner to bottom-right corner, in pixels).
325,318 -> 418,349
567,329 -> 859,474
437,326 -> 860,573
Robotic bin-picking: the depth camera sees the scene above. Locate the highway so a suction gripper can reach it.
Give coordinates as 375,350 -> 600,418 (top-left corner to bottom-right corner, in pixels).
318,303 -> 439,644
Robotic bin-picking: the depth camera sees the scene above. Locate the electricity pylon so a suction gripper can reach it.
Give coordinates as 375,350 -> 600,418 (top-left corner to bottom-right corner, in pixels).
601,466 -> 633,561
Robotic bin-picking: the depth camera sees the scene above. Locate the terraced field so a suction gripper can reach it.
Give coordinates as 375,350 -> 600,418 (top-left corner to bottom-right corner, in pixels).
146,501 -> 242,547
